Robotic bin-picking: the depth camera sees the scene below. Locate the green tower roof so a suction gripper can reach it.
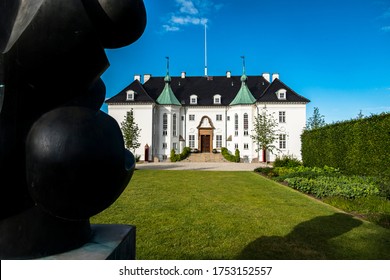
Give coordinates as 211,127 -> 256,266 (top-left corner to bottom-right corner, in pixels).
230,57 -> 256,105
156,58 -> 181,106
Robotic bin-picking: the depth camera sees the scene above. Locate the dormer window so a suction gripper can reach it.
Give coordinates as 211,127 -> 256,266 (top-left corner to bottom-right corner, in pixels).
190,94 -> 198,105
126,90 -> 135,101
276,89 -> 287,100
213,94 -> 221,104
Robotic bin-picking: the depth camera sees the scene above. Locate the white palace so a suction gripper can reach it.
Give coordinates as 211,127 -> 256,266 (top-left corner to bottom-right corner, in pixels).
106,62 -> 310,163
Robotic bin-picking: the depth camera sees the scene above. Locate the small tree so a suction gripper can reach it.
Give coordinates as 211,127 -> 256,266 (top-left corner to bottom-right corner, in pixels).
356,110 -> 364,120
306,107 -> 326,130
120,109 -> 141,153
251,107 -> 280,162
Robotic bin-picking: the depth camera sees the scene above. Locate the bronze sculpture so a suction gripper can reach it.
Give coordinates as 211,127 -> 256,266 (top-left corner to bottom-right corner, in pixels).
0,0 -> 146,259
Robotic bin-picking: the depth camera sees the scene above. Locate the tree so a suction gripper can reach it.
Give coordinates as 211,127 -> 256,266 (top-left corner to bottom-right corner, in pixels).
120,109 -> 141,153
251,107 -> 280,162
306,107 -> 326,130
356,110 -> 364,120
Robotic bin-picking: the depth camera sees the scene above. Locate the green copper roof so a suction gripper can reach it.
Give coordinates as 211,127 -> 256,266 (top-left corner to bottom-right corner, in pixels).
156,74 -> 181,105
229,74 -> 256,105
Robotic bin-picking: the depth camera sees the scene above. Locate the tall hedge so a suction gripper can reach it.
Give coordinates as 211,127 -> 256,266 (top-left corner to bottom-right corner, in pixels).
301,113 -> 390,177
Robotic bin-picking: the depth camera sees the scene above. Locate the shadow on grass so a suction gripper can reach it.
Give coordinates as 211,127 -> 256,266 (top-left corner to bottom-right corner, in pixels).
237,213 -> 363,259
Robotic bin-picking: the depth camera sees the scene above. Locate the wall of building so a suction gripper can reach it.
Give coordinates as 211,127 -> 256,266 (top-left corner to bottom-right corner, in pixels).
108,102 -> 307,163
108,104 -> 154,161
256,103 -> 306,161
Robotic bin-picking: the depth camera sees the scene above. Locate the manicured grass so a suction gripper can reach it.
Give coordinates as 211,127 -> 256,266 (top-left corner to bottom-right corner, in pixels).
91,170 -> 390,259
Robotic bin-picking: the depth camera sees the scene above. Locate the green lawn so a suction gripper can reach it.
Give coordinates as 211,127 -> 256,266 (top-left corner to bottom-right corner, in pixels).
91,170 -> 390,259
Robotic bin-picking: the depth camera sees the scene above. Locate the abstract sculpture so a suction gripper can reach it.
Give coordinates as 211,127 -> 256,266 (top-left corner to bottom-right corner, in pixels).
0,0 -> 146,259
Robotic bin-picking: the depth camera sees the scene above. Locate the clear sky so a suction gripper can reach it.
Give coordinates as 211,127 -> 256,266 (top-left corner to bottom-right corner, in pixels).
101,0 -> 390,123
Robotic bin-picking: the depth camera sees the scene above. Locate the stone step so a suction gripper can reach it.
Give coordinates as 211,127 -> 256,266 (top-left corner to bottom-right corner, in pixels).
184,152 -> 227,163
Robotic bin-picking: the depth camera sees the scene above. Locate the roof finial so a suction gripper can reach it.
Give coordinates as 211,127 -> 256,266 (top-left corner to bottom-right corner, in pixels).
240,55 -> 247,82
164,56 -> 171,83
165,56 -> 170,75
241,55 -> 246,75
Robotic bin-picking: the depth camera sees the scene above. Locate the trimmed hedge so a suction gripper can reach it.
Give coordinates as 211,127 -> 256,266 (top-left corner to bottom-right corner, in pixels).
170,147 -> 191,162
221,147 -> 240,163
301,113 -> 390,177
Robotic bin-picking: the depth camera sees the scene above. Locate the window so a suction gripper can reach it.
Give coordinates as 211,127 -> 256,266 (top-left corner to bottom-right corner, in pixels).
243,113 -> 248,136
276,89 -> 287,100
190,95 -> 198,105
162,113 -> 167,135
189,135 -> 195,148
244,143 -> 249,150
126,90 -> 134,101
279,111 -> 286,123
227,116 -> 230,121
189,114 -> 195,121
279,134 -> 286,149
181,116 -> 184,121
216,135 -> 222,148
234,114 -> 238,133
173,142 -> 178,151
234,143 -> 238,149
162,143 -> 167,149
213,94 -> 221,104
173,113 -> 177,136
216,114 -> 222,121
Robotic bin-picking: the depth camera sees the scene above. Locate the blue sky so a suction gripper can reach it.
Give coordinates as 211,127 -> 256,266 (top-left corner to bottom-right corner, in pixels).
101,0 -> 390,123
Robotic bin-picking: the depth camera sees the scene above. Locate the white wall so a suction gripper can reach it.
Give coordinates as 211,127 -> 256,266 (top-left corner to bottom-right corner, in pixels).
255,103 -> 306,161
108,104 -> 154,161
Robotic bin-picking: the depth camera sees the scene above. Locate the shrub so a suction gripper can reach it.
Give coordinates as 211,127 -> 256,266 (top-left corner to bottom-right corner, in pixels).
301,112 -> 390,177
285,175 -> 380,199
170,147 -> 191,162
273,155 -> 302,168
221,147 -> 240,163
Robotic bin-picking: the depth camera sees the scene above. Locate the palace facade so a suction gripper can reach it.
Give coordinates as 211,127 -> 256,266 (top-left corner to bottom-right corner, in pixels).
106,69 -> 310,162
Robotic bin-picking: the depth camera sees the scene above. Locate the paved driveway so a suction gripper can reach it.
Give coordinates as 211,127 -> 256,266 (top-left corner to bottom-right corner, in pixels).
135,161 -> 268,171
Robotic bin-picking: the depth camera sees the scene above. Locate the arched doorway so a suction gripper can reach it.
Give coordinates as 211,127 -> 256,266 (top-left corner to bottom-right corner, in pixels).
197,116 -> 214,153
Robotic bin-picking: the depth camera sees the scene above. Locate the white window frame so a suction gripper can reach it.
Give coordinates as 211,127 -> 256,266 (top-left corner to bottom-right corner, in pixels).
126,90 -> 135,101
189,114 -> 195,121
163,113 -> 168,135
279,134 -> 287,149
173,113 -> 177,136
190,94 -> 198,105
279,111 -> 286,123
189,135 -> 195,148
216,114 -> 222,121
213,94 -> 221,104
216,135 -> 222,148
276,89 -> 287,100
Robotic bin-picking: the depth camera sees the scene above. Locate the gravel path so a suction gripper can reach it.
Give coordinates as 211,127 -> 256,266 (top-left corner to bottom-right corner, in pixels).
135,161 -> 269,171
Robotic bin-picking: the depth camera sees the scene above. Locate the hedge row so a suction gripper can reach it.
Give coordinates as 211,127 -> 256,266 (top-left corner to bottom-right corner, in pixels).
301,113 -> 390,177
170,147 -> 191,162
221,147 -> 240,163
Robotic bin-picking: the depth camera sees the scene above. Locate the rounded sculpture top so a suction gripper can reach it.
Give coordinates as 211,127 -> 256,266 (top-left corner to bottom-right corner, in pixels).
83,0 -> 147,48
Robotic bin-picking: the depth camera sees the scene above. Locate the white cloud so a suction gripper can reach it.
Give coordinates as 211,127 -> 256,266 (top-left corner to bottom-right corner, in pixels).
171,15 -> 208,25
381,26 -> 390,32
176,0 -> 198,15
162,0 -> 220,32
163,25 -> 180,32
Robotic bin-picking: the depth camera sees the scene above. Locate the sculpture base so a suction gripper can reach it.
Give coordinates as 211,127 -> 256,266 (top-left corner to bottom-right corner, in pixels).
39,224 -> 136,260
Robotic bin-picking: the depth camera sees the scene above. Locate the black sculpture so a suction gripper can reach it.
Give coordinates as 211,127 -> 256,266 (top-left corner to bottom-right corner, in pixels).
0,0 -> 146,259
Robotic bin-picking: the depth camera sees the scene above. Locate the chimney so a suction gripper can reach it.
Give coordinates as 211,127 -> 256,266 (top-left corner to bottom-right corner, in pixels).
272,73 -> 280,82
143,74 -> 151,83
181,71 -> 186,79
262,73 -> 270,82
134,74 -> 141,82
226,71 -> 231,78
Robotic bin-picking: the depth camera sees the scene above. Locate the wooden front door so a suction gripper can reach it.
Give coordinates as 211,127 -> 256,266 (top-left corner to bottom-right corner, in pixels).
201,135 -> 211,153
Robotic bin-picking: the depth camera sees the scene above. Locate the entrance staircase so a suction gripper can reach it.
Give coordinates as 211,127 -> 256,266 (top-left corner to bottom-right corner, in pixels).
184,152 -> 227,163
